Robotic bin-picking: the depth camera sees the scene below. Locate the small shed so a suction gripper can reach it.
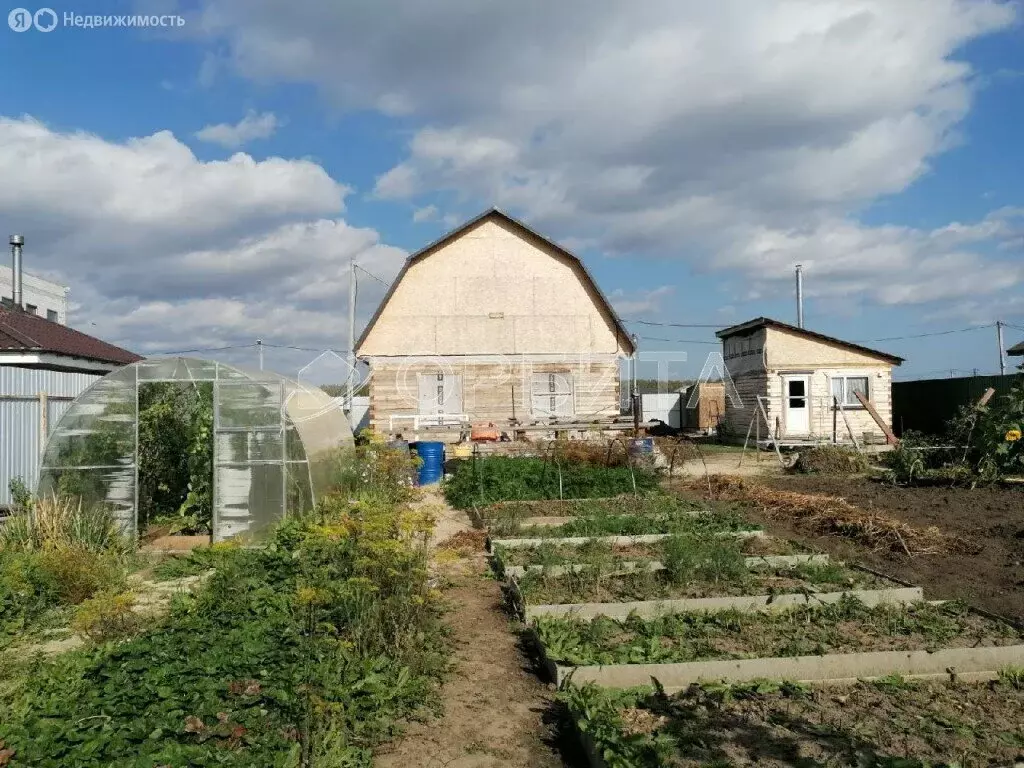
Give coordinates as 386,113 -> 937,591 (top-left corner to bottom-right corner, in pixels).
0,305 -> 140,507
716,317 -> 903,444
682,381 -> 725,433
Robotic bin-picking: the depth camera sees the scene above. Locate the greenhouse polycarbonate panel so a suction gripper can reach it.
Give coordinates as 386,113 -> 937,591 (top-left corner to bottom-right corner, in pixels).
212,378 -> 286,542
217,381 -> 284,429
39,356 -> 353,543
38,371 -> 138,535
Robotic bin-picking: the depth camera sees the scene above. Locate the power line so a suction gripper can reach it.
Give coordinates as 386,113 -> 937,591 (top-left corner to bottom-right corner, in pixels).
852,323 -> 995,343
354,264 -> 391,287
152,343 -> 257,356
637,335 -> 720,345
626,319 -> 725,328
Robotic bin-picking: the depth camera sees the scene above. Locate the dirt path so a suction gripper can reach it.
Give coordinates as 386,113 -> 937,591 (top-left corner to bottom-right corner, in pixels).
376,494 -> 576,768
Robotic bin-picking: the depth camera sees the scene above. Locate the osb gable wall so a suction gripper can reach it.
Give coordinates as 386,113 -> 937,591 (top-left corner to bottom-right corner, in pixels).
764,327 -> 895,370
357,218 -> 627,357
367,358 -> 621,427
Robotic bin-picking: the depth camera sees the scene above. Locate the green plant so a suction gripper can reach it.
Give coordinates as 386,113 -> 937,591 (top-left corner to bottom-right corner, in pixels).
71,589 -> 143,641
0,493 -> 132,556
444,456 -> 659,509
0,463 -> 448,766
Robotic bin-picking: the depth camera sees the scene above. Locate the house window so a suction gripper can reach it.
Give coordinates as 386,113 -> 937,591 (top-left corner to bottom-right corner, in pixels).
0,297 -> 11,308
25,303 -> 37,315
47,309 -> 58,322
831,375 -> 869,407
531,372 -> 574,417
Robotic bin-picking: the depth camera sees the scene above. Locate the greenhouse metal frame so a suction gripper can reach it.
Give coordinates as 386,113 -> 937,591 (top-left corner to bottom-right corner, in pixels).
37,357 -> 353,542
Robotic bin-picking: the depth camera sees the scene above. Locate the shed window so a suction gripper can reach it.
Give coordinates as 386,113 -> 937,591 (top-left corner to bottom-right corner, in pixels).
831,375 -> 869,407
531,372 -> 574,417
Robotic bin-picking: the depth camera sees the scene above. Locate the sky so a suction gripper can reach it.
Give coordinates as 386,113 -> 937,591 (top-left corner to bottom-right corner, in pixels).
1,0 -> 1023,384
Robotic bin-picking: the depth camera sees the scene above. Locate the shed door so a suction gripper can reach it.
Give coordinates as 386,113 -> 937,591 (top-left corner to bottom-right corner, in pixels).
531,372 -> 575,418
782,375 -> 810,435
417,373 -> 462,421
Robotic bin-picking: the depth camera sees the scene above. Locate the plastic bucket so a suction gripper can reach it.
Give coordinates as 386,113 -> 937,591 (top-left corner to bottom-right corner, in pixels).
413,441 -> 446,485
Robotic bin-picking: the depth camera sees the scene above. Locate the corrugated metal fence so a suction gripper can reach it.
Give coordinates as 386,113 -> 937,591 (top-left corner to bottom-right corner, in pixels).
891,372 -> 1022,437
0,367 -> 101,506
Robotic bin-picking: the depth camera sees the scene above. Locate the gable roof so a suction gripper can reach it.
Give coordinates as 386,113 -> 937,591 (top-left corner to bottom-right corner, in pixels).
355,208 -> 635,355
716,317 -> 904,365
1008,340 -> 1024,356
0,306 -> 141,365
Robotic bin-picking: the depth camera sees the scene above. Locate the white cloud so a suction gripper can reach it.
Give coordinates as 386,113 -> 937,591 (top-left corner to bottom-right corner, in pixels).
0,116 -> 404,369
412,204 -> 438,223
191,0 -> 1021,312
195,110 -> 280,148
609,285 -> 675,316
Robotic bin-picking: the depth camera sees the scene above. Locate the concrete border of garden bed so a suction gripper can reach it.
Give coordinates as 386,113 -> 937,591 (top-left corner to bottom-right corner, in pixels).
530,628 -> 1024,690
521,585 -> 924,620
488,529 -> 764,551
510,575 -> 924,620
501,553 -> 831,579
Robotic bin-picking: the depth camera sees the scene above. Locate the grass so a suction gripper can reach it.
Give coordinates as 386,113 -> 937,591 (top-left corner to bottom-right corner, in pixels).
561,675 -> 1024,766
534,597 -> 1021,667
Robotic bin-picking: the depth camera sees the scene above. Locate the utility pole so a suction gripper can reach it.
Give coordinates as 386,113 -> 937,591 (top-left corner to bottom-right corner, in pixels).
346,259 -> 357,413
256,338 -> 263,371
630,334 -> 640,436
997,320 -> 1006,376
795,264 -> 804,328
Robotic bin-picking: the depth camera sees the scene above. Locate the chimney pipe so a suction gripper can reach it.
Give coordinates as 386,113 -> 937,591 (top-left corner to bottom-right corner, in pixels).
795,264 -> 804,328
9,235 -> 24,310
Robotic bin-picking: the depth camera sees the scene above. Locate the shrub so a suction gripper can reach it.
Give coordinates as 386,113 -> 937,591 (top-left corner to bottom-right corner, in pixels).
33,546 -> 125,605
792,446 -> 870,475
71,590 -> 143,641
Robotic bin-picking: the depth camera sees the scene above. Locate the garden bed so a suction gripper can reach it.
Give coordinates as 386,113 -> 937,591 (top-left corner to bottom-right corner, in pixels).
563,675 -> 1024,767
511,561 -> 912,616
532,598 -> 1024,687
492,534 -> 805,572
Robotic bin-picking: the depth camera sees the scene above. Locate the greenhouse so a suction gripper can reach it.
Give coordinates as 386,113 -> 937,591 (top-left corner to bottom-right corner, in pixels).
37,357 -> 353,542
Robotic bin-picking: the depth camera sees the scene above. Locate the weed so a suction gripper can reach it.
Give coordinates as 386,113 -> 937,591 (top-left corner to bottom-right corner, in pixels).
71,590 -> 143,642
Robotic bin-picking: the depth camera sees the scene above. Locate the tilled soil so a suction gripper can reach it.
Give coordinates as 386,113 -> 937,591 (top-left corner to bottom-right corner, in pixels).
617,679 -> 1024,766
753,476 -> 1024,622
375,553 -> 580,768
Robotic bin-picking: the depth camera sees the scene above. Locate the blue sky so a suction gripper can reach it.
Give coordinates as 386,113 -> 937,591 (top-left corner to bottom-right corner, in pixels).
1,0 -> 1023,382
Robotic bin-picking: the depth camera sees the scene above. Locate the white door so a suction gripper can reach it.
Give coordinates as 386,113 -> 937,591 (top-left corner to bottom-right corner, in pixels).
418,373 -> 463,423
783,375 -> 810,435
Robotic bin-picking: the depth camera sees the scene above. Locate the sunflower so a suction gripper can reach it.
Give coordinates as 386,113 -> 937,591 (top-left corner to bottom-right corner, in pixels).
1006,429 -> 1022,442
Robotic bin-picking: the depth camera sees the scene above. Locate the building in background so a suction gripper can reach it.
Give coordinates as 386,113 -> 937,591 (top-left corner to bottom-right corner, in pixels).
356,208 -> 635,437
0,305 -> 140,508
717,317 -> 903,445
0,265 -> 69,324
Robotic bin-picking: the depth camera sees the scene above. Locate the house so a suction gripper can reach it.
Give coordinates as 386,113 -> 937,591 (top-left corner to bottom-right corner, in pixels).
1,266 -> 70,324
716,317 -> 903,444
355,209 -> 635,435
0,305 -> 140,507
1009,340 -> 1024,370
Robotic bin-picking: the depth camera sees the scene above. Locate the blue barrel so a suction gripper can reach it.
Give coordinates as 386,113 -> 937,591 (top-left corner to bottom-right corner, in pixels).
628,438 -> 655,456
413,441 -> 445,485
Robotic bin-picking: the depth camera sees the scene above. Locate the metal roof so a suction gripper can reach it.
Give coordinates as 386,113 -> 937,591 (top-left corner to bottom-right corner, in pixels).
716,316 -> 904,365
0,306 -> 140,365
355,208 -> 635,355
